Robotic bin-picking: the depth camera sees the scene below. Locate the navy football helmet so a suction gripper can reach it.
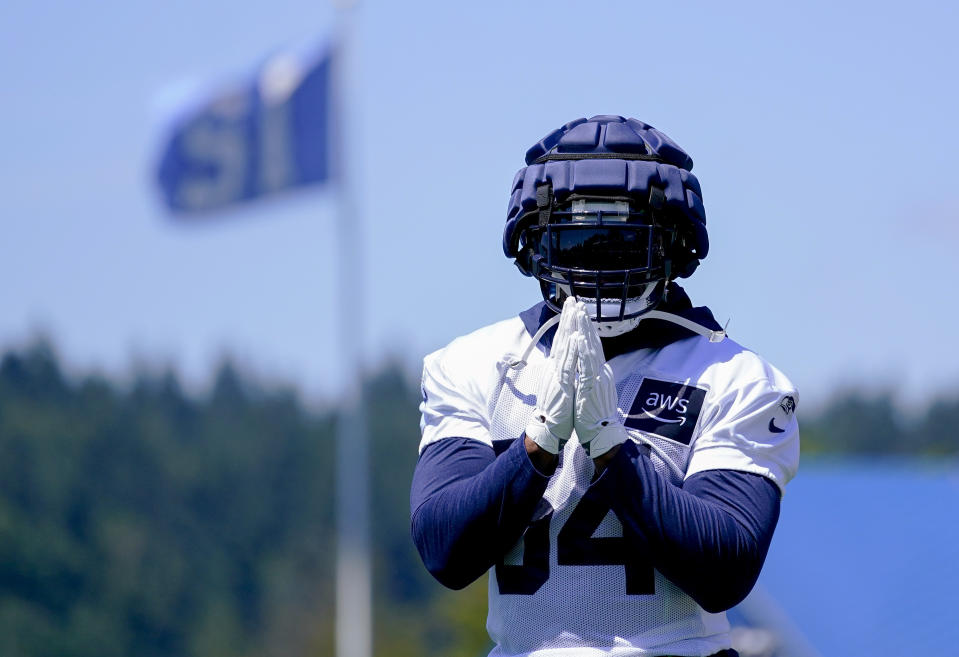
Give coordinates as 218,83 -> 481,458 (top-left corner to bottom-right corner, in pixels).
503,115 -> 708,335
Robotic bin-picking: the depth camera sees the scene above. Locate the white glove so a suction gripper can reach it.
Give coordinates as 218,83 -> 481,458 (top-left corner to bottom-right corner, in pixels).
573,310 -> 627,458
525,297 -> 582,454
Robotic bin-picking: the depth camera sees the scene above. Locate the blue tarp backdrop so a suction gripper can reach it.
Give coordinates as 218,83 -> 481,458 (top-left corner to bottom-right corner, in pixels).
155,47 -> 332,214
752,462 -> 959,655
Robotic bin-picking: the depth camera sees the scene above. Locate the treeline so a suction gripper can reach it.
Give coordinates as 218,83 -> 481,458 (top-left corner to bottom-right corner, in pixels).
800,387 -> 959,456
0,340 -> 486,657
0,339 -> 954,656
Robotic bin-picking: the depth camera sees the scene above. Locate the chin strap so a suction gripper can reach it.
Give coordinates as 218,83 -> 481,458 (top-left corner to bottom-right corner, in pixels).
509,314 -> 561,369
636,310 -> 727,343
509,309 -> 725,370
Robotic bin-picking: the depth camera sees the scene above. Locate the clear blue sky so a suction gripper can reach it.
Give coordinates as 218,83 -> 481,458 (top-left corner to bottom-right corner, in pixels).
2,0 -> 957,409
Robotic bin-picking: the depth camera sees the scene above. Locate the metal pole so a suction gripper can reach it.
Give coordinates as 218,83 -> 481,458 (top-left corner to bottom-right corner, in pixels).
331,3 -> 372,657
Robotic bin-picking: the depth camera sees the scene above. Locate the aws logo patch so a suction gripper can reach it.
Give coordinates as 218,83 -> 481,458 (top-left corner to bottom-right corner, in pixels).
623,378 -> 707,445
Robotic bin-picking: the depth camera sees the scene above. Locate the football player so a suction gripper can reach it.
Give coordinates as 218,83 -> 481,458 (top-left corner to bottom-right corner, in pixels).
411,115 -> 799,657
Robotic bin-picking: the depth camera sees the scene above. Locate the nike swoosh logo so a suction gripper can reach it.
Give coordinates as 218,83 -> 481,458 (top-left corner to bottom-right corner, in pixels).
623,410 -> 686,426
768,418 -> 786,433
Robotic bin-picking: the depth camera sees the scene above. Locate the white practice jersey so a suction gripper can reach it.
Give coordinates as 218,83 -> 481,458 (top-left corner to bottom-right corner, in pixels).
419,304 -> 799,657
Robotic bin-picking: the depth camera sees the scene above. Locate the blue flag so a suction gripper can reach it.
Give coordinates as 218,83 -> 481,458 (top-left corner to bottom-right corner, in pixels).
155,47 -> 332,214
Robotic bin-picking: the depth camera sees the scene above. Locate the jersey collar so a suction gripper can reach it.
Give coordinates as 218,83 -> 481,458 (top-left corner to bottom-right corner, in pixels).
519,283 -> 723,360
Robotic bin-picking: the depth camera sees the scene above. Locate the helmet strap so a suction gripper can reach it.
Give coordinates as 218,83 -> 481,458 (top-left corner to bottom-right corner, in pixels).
648,185 -> 665,211
536,183 -> 553,228
663,262 -> 672,301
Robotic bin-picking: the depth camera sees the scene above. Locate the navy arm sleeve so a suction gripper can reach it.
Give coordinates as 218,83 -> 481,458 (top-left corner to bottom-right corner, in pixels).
410,437 -> 552,590
597,440 -> 780,613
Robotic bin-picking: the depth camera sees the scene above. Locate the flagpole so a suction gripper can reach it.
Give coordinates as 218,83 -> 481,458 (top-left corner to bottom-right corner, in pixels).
331,2 -> 372,657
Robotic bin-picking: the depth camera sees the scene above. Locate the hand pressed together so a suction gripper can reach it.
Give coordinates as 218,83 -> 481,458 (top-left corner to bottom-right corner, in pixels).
524,297 -> 582,455
572,305 -> 628,460
525,298 -> 627,465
